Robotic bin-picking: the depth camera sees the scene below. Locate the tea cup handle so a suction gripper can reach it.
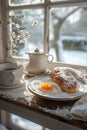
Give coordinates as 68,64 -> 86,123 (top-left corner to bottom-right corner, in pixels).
47,54 -> 54,62
10,72 -> 16,83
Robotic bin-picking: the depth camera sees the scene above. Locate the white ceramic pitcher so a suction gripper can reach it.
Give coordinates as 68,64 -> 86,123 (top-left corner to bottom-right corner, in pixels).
26,48 -> 53,74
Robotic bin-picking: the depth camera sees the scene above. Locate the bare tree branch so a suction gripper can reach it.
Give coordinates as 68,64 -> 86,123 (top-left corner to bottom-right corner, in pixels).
52,7 -> 80,21
51,12 -> 62,20
63,7 -> 80,21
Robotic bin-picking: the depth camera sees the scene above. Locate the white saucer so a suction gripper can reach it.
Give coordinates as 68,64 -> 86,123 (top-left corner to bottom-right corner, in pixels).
24,70 -> 44,77
0,82 -> 25,89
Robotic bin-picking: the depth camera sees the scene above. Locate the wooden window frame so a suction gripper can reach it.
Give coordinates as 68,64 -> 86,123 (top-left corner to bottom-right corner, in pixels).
0,0 -> 87,60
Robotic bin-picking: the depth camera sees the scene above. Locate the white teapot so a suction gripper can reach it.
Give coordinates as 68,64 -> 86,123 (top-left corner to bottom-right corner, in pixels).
26,48 -> 53,74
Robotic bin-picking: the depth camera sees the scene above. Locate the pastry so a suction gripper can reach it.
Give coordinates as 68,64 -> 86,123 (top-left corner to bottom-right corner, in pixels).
50,67 -> 78,93
52,67 -> 87,84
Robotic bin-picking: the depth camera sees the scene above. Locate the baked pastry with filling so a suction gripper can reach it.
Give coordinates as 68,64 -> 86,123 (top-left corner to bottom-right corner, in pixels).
50,68 -> 78,93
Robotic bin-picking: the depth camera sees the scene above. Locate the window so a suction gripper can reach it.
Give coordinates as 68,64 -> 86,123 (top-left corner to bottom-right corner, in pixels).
10,9 -> 44,57
0,0 -> 87,130
49,5 -> 87,65
7,113 -> 43,130
0,0 -> 87,66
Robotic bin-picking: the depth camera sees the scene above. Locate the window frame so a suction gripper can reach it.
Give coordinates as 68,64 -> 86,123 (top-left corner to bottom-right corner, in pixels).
1,0 -> 87,60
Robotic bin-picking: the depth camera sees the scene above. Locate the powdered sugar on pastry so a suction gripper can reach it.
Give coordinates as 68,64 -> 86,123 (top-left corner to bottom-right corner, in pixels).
58,72 -> 77,88
54,67 -> 87,84
50,69 -> 78,93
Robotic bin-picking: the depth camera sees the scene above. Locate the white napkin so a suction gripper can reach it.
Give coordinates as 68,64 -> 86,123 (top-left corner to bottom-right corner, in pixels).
71,94 -> 87,121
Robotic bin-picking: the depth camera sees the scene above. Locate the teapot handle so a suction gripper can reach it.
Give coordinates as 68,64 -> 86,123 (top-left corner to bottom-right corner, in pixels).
46,54 -> 54,62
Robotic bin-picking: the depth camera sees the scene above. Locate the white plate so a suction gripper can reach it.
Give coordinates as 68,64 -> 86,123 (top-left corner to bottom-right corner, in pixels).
26,74 -> 87,101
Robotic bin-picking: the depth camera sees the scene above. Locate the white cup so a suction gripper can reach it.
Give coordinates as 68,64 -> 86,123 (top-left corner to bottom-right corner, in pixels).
0,62 -> 23,86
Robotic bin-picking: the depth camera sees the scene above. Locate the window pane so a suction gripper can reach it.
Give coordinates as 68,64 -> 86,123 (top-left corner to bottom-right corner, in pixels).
11,114 -> 43,130
10,0 -> 44,5
49,6 -> 87,66
10,9 -> 44,57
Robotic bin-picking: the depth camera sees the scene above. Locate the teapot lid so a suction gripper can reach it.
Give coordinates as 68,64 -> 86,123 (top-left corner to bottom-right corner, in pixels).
29,48 -> 45,55
34,48 -> 40,53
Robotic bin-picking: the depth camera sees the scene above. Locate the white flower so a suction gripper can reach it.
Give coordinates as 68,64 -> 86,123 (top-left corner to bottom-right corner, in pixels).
32,20 -> 38,26
16,23 -> 20,28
